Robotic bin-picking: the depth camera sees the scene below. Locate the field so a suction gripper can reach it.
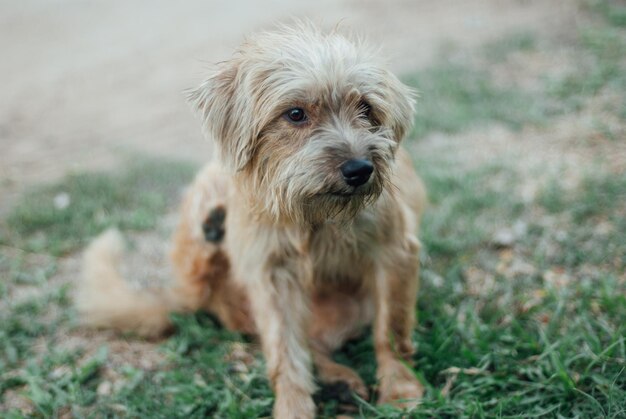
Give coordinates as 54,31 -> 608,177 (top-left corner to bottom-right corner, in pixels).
1,1 -> 625,417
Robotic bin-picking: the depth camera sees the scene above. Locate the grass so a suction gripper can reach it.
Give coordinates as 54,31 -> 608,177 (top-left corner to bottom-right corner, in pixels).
536,171 -> 626,269
2,156 -> 624,417
586,0 -> 626,28
407,1 -> 626,140
549,26 -> 626,113
1,4 -> 626,418
482,31 -> 536,62
410,163 -> 626,417
1,157 -> 197,255
405,31 -> 545,139
0,156 -> 197,416
406,60 -> 545,139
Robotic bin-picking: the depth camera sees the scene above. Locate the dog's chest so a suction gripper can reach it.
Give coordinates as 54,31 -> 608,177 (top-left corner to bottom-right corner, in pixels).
308,213 -> 379,282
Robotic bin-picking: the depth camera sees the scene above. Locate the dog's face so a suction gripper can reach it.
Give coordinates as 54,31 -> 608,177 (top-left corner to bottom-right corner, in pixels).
190,24 -> 415,225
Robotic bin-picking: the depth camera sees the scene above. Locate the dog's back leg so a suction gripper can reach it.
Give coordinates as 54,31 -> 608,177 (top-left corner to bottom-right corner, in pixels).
77,163 -> 248,337
170,163 -> 255,333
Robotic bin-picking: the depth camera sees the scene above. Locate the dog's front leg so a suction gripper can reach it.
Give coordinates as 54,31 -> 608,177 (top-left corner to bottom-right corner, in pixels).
373,236 -> 424,408
246,246 -> 315,418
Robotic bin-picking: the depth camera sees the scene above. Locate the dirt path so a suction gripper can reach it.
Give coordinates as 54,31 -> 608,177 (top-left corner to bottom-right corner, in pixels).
1,0 -> 576,213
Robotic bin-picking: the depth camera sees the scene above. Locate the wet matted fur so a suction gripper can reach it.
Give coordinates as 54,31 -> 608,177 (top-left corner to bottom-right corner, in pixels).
77,22 -> 427,418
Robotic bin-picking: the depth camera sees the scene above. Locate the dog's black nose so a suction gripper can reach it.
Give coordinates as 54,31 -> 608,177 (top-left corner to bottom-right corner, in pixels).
340,159 -> 374,187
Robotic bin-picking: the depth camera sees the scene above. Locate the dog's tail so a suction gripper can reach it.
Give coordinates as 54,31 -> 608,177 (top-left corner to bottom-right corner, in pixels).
77,229 -> 175,337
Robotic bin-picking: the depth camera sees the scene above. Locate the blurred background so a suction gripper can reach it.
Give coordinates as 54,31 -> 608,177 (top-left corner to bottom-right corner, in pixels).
1,0 -> 576,209
1,1 -> 624,417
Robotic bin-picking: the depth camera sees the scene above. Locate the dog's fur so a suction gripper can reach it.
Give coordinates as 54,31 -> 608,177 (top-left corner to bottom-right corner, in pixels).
77,23 -> 427,417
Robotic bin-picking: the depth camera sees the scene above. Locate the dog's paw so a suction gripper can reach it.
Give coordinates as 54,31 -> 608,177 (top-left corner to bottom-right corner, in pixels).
377,360 -> 424,409
316,361 -> 369,401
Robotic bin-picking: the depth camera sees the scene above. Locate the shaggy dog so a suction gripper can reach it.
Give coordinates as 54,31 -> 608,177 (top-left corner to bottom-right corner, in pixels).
78,23 -> 427,418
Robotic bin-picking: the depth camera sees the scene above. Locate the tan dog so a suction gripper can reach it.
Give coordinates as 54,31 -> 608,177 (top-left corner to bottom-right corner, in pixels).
78,23 -> 427,418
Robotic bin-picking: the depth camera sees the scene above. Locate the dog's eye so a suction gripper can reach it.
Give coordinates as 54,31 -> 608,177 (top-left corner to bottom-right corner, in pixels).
359,101 -> 372,120
285,108 -> 307,124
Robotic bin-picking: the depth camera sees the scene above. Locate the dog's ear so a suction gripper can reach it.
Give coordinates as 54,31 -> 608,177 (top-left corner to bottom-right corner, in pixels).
381,73 -> 417,142
188,60 -> 256,171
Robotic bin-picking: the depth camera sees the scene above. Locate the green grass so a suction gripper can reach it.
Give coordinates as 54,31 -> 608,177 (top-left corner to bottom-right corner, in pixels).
0,156 -> 197,416
407,2 -> 626,139
405,32 -> 545,139
482,31 -> 536,62
3,154 -> 623,417
548,26 -> 626,112
536,171 -> 626,269
416,160 -> 524,257
406,63 -> 544,139
408,162 -> 626,417
0,277 -> 73,386
587,0 -> 626,28
1,157 -> 197,255
92,315 -> 275,418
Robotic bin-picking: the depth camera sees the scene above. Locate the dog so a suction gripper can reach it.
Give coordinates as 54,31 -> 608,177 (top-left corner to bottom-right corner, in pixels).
77,22 -> 427,418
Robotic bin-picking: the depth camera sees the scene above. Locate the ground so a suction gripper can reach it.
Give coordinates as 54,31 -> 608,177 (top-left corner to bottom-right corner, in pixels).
1,0 -> 625,417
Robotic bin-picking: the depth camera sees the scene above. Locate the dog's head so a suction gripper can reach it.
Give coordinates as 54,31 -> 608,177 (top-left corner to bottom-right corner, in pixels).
190,23 -> 415,225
